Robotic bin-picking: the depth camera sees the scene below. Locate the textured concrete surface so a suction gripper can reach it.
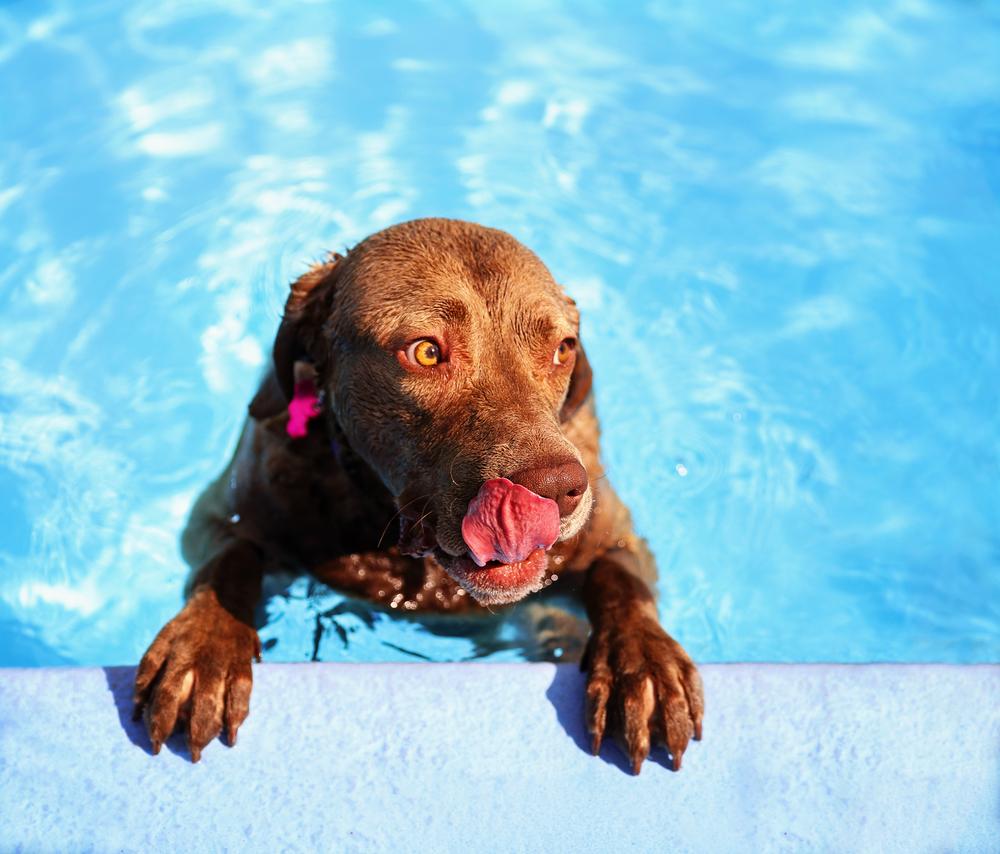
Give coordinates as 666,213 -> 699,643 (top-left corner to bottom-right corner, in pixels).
0,664 -> 997,853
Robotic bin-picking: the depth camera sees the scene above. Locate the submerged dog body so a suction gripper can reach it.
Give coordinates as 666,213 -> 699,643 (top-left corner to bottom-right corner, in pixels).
135,218 -> 703,772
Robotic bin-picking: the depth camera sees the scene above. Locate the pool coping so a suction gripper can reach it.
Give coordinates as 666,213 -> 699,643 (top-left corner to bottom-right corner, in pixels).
0,662 -> 997,853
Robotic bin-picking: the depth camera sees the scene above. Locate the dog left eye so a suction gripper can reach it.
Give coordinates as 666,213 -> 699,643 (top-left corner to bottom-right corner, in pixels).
553,338 -> 575,366
407,339 -> 442,367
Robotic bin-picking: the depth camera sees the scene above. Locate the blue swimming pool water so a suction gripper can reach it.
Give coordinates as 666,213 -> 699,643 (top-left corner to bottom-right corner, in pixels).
1,1 -> 998,667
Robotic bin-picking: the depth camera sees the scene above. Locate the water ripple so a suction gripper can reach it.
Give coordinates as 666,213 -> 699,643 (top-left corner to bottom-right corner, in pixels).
1,0 -> 997,664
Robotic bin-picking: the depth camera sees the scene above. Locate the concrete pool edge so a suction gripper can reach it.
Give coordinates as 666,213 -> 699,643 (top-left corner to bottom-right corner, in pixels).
0,663 -> 997,853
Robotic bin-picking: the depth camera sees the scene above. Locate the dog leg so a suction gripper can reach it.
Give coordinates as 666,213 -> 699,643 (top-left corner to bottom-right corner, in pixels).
133,539 -> 263,761
581,549 -> 704,774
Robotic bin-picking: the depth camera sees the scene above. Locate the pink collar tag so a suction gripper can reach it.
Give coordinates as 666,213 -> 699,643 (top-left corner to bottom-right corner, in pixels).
286,362 -> 321,438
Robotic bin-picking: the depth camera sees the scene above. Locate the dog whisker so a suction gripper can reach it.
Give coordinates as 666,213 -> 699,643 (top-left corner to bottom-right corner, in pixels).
449,450 -> 462,488
377,492 -> 433,551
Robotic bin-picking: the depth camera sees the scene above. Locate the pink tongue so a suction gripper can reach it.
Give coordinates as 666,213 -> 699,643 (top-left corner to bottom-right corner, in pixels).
461,478 -> 560,567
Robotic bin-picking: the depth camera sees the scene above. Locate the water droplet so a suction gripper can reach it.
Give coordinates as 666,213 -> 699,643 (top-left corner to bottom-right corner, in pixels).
675,463 -> 688,477
229,513 -> 241,524
554,647 -> 563,658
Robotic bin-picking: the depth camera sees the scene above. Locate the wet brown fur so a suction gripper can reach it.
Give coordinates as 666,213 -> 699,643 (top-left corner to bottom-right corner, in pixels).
134,218 -> 703,773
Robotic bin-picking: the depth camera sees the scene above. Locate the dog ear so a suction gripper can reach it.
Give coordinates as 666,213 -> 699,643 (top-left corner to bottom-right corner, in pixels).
248,253 -> 343,421
560,340 -> 593,422
247,370 -> 287,423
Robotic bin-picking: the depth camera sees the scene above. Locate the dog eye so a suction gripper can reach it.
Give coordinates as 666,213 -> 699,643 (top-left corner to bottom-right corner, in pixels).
407,339 -> 442,367
553,338 -> 575,366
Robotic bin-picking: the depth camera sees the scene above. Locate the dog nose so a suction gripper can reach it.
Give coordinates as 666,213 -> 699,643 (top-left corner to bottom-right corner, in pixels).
507,459 -> 588,518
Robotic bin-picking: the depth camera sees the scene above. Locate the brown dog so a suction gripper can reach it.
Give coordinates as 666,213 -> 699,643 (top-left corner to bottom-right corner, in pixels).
134,218 -> 703,773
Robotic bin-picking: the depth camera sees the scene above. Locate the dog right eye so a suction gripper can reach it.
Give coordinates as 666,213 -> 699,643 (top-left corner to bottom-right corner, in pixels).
406,339 -> 442,367
553,338 -> 576,366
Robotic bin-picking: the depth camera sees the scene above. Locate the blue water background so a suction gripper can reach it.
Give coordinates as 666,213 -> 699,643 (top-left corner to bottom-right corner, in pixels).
1,1 -> 998,666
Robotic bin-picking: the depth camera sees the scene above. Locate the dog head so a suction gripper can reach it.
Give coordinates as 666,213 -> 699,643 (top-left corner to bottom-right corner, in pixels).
255,218 -> 594,605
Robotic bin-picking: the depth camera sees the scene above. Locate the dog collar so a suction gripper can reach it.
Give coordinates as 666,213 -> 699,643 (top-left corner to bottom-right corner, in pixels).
285,360 -> 372,491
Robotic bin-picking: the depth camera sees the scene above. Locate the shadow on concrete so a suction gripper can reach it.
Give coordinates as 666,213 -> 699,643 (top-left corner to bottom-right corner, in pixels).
103,665 -> 151,754
545,664 -> 635,774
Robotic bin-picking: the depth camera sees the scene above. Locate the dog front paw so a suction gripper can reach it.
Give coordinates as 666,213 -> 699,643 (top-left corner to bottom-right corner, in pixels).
133,588 -> 261,761
583,615 -> 703,774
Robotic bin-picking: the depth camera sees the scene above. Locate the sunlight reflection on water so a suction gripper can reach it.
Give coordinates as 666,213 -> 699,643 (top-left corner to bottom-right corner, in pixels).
1,0 -> 998,665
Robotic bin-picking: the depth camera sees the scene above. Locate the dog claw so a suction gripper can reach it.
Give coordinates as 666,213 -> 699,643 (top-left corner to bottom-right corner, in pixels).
151,738 -> 162,756
626,738 -> 649,775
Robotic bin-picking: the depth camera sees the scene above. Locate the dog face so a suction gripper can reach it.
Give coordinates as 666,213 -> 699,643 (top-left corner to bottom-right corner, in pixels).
268,219 -> 594,604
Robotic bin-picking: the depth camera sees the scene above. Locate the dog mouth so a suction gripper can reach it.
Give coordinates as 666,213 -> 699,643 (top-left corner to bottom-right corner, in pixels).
397,478 -> 561,605
435,547 -> 550,605
398,520 -> 552,606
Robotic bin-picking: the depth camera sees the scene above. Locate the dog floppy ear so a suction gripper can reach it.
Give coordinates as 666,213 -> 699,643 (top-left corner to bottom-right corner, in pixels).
249,253 -> 343,421
560,340 -> 593,422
